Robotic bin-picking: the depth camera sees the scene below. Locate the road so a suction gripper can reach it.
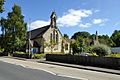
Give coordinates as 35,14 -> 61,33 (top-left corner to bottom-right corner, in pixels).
0,61 -> 80,80
0,57 -> 120,80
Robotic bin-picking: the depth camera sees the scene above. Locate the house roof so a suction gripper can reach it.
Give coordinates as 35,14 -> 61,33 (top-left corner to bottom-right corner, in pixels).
27,25 -> 50,39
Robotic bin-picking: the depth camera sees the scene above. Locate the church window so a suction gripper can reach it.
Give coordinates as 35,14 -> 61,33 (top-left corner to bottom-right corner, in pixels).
65,44 -> 68,50
50,33 -> 52,42
56,33 -> 59,43
53,30 -> 55,41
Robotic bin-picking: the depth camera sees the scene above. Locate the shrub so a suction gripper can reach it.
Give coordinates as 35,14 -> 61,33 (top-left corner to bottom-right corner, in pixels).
45,52 -> 64,54
0,48 -> 4,52
91,44 -> 111,56
33,54 -> 46,59
12,51 -> 31,59
15,51 -> 27,54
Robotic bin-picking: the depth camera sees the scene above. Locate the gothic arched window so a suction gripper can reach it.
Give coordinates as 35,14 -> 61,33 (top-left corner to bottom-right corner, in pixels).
56,33 -> 59,43
53,30 -> 55,41
50,33 -> 52,42
65,44 -> 68,50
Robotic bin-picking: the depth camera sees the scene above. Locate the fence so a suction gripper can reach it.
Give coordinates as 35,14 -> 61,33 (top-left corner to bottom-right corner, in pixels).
0,52 -> 8,56
46,54 -> 120,69
13,53 -> 32,59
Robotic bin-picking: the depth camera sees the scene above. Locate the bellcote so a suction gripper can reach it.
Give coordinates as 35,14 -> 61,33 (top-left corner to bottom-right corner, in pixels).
50,11 -> 57,28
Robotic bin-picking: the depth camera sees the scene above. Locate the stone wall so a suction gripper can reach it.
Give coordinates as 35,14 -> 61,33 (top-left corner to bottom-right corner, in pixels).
43,27 -> 63,53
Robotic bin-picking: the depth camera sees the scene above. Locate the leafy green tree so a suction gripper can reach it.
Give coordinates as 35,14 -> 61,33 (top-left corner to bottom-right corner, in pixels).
98,35 -> 114,47
111,30 -> 120,47
71,31 -> 90,39
0,0 -> 5,46
0,17 -> 6,50
0,0 -> 5,13
76,37 -> 85,52
71,31 -> 91,54
0,17 -> 6,36
71,36 -> 87,55
89,34 -> 95,39
63,34 -> 69,39
2,4 -> 27,53
44,40 -> 57,54
70,40 -> 79,55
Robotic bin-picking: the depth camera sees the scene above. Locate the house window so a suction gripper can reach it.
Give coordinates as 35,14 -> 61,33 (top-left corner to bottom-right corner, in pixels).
65,44 -> 68,50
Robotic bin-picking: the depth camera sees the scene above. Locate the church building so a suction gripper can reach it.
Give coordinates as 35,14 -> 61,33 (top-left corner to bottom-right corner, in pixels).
26,12 -> 70,54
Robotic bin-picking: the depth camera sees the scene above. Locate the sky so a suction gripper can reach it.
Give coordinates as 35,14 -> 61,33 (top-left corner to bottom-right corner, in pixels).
1,0 -> 120,38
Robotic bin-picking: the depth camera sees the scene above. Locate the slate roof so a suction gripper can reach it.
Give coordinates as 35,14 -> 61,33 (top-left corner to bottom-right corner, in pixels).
27,25 -> 50,40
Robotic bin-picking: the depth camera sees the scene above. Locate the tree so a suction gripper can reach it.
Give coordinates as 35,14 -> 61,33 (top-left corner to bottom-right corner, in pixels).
0,0 -> 5,46
71,31 -> 91,54
63,34 -> 69,39
70,40 -> 79,55
71,31 -> 90,39
44,40 -> 57,54
98,35 -> 114,47
0,0 -> 5,13
0,17 -> 6,49
2,4 -> 27,53
76,37 -> 85,52
71,36 -> 86,55
111,30 -> 120,47
0,17 -> 6,36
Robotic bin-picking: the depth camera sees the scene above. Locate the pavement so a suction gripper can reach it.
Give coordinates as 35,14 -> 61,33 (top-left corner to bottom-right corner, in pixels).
3,56 -> 120,75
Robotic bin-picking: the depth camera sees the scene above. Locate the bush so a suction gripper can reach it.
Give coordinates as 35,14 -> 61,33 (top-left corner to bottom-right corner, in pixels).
15,51 -> 27,54
33,54 -> 46,59
13,51 -> 31,59
0,48 -> 4,52
91,44 -> 111,56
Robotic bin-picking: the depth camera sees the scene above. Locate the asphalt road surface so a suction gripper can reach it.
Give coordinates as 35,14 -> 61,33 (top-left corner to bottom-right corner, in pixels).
0,57 -> 120,80
0,61 -> 80,80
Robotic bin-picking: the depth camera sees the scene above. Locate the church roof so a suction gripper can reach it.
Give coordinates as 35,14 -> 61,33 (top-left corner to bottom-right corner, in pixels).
27,25 -> 50,39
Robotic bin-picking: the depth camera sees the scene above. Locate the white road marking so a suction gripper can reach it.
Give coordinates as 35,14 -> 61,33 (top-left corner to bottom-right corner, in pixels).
14,63 -> 89,80
58,74 -> 89,80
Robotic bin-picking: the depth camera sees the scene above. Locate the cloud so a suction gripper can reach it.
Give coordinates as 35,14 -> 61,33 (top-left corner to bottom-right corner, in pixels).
93,19 -> 104,24
92,18 -> 109,27
29,20 -> 50,30
115,21 -> 120,26
94,10 -> 100,13
29,9 -> 95,30
57,9 -> 93,27
79,23 -> 92,28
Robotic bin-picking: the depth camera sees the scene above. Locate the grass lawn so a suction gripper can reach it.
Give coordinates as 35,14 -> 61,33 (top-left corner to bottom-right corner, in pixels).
106,53 -> 120,58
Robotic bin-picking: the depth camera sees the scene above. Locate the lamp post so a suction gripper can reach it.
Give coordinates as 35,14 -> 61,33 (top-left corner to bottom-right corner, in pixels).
28,39 -> 31,58
28,19 -> 31,59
